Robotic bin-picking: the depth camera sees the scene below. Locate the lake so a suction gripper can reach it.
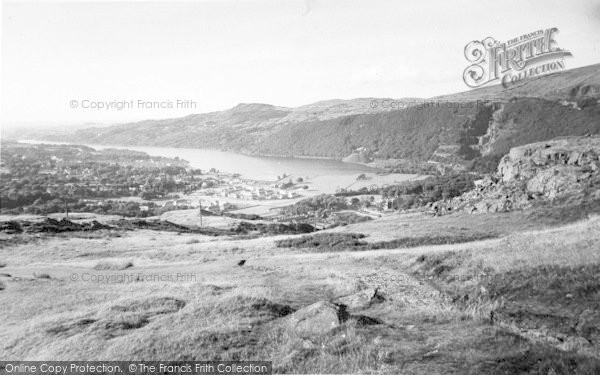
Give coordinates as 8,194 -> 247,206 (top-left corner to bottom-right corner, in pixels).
18,139 -> 424,208
19,140 -> 379,181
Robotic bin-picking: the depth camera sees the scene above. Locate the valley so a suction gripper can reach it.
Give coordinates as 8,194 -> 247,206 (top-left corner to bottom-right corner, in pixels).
2,63 -> 600,374
8,64 -> 600,177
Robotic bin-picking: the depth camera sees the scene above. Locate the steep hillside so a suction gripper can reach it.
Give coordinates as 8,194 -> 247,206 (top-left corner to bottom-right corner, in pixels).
476,98 -> 600,157
434,63 -> 600,102
250,103 -> 492,159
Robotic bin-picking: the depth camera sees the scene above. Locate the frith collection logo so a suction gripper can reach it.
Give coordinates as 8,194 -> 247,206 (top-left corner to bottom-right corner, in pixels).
463,27 -> 572,88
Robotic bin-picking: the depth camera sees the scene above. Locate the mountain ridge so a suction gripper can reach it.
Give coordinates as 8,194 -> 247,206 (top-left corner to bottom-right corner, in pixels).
23,63 -> 600,172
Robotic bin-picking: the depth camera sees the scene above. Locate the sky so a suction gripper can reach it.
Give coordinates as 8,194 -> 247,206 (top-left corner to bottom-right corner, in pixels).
1,0 -> 600,127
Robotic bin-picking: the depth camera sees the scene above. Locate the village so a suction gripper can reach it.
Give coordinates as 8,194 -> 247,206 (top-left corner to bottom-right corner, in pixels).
1,142 -> 427,224
148,170 -> 413,229
155,172 -> 306,213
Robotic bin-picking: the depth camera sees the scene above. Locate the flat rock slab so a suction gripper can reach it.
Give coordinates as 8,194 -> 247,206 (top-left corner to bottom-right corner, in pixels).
334,288 -> 386,310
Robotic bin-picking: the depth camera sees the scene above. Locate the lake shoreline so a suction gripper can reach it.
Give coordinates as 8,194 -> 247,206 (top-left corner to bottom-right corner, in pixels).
17,139 -> 382,179
16,139 -> 424,199
18,139 -> 375,167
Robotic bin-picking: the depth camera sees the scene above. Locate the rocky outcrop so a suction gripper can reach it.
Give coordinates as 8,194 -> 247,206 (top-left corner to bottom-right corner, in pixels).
436,136 -> 600,214
492,304 -> 600,358
497,136 -> 600,202
498,137 -> 600,183
477,104 -> 516,156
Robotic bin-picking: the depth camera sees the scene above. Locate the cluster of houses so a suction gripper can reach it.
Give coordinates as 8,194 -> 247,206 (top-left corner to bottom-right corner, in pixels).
159,198 -> 237,214
219,185 -> 298,200
196,176 -> 302,201
161,198 -> 194,209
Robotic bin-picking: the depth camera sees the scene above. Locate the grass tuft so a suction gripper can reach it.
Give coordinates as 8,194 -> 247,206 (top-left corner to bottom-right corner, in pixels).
93,260 -> 134,271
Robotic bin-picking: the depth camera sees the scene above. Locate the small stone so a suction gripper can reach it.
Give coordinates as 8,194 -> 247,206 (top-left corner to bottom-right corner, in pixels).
301,339 -> 316,349
422,349 -> 439,358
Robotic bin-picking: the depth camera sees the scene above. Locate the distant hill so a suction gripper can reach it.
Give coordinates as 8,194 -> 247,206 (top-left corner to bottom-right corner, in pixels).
36,63 -> 600,171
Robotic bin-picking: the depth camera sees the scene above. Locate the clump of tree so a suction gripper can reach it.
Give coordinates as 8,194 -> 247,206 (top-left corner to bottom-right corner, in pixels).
0,142 -> 203,214
336,172 -> 481,211
280,179 -> 295,189
382,173 -> 481,210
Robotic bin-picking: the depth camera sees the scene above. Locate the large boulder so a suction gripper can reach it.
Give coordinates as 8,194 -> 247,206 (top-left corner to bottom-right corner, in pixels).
288,301 -> 348,337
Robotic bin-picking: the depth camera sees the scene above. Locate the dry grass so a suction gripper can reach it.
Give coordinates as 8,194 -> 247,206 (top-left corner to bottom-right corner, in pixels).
1,209 -> 599,372
329,210 -> 546,243
93,260 -> 134,271
401,215 -> 600,362
449,215 -> 600,274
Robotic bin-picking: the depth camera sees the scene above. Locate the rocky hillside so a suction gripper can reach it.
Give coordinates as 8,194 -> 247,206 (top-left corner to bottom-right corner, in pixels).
31,63 -> 600,171
439,136 -> 600,214
434,62 -> 600,102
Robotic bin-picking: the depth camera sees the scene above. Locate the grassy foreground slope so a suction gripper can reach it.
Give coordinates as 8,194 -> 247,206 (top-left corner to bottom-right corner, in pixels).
1,209 -> 599,374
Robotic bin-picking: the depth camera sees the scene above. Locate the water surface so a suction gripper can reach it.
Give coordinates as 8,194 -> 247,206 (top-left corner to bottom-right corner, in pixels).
19,140 -> 379,181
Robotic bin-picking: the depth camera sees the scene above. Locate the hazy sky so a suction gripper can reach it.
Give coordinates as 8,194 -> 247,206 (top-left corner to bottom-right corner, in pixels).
2,0 -> 600,127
